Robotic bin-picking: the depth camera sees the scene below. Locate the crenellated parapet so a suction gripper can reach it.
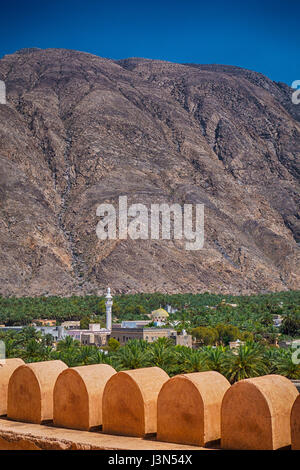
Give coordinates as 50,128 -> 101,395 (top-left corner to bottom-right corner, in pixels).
0,359 -> 299,450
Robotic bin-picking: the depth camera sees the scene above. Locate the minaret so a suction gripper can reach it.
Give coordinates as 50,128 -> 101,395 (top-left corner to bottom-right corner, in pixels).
105,287 -> 113,331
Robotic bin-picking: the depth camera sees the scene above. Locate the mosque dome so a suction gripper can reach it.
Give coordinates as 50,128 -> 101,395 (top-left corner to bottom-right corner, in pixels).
151,308 -> 169,320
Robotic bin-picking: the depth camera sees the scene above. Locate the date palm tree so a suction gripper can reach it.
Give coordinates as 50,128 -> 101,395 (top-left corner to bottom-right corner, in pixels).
177,348 -> 208,374
53,348 -> 81,367
145,337 -> 176,374
2,337 -> 20,359
202,346 -> 228,374
275,352 -> 300,379
23,338 -> 44,362
56,335 -> 80,351
79,346 -> 99,365
93,349 -> 119,369
115,339 -> 148,370
263,347 -> 283,374
223,343 -> 268,383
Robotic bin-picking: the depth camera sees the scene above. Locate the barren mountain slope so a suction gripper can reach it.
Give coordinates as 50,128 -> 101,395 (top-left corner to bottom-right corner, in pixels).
0,48 -> 299,295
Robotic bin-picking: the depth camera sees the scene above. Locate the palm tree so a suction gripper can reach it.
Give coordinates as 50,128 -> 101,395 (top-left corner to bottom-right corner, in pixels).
42,334 -> 54,347
177,348 -> 208,374
145,338 -> 176,373
263,347 -> 283,374
55,348 -> 81,367
79,346 -> 98,365
94,349 -> 121,370
115,340 -> 148,370
202,346 -> 227,374
20,326 -> 42,343
23,338 -> 44,362
275,353 -> 300,379
175,310 -> 191,333
223,343 -> 268,383
3,337 -> 20,358
56,335 -> 80,351
39,345 -> 54,361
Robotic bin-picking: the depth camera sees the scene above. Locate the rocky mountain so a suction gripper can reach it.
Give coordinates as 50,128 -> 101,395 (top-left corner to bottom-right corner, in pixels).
0,48 -> 299,296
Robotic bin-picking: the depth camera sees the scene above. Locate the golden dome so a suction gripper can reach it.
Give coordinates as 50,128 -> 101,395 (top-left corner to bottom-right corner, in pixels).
151,308 -> 169,318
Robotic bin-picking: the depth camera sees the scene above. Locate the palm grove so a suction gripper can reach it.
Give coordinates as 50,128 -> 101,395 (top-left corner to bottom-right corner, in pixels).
0,290 -> 300,383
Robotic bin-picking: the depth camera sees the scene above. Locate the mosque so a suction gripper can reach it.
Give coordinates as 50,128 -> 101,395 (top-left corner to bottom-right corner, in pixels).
105,288 -> 192,348
69,288 -> 192,348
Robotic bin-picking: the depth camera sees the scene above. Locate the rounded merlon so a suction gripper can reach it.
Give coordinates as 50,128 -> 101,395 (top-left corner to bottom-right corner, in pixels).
221,374 -> 298,450
53,364 -> 116,430
0,359 -> 25,416
157,371 -> 230,446
7,360 -> 67,424
102,367 -> 169,437
291,393 -> 300,450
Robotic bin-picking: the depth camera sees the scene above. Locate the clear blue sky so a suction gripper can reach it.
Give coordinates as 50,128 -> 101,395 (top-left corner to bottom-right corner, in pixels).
0,0 -> 299,85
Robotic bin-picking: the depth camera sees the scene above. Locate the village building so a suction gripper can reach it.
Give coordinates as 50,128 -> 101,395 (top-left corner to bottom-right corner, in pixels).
273,315 -> 283,327
110,326 -> 176,345
66,323 -> 110,343
81,331 -> 109,347
34,325 -> 66,341
229,339 -> 245,350
61,321 -> 80,329
121,320 -> 151,328
32,319 -> 56,327
110,325 -> 192,347
166,304 -> 178,314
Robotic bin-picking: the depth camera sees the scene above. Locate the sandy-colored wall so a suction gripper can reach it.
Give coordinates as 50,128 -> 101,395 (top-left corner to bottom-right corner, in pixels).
1,359 -> 300,450
0,359 -> 24,416
291,394 -> 300,450
222,375 -> 298,450
157,371 -> 230,446
53,364 -> 116,430
102,367 -> 169,437
7,360 -> 67,423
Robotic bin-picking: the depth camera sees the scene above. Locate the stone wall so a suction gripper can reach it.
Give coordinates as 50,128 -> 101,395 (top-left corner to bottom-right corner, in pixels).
0,359 -> 300,450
